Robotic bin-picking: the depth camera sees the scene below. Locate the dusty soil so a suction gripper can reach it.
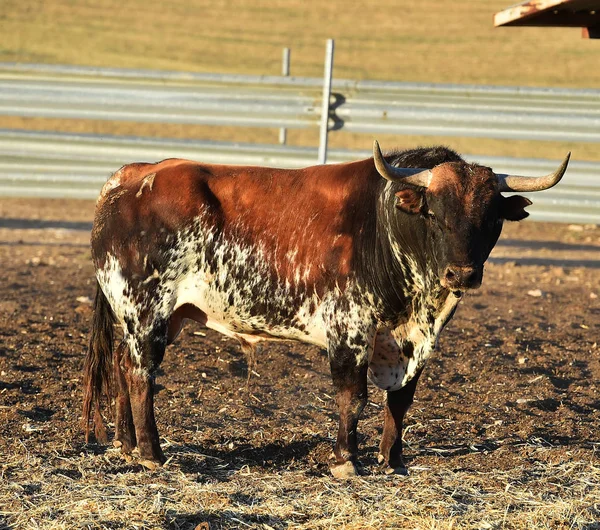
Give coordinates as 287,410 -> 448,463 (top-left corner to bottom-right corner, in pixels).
0,197 -> 599,529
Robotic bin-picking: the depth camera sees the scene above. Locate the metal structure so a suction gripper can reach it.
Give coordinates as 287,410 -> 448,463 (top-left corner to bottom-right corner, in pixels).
0,59 -> 598,224
279,47 -> 291,145
2,63 -> 599,143
318,39 -> 334,164
1,129 -> 598,224
494,0 -> 600,38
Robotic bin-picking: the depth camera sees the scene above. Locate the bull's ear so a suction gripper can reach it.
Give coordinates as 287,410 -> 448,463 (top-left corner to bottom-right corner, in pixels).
501,195 -> 532,221
395,189 -> 424,214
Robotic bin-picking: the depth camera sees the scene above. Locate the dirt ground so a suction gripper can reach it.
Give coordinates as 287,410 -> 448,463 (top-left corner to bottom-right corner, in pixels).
0,197 -> 599,529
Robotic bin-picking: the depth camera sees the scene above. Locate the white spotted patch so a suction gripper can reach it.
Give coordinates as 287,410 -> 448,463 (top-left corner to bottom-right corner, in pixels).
368,329 -> 402,390
97,213 -> 378,371
96,255 -> 148,375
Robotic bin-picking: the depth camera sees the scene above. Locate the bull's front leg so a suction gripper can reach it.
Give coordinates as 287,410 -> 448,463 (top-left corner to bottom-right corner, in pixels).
327,336 -> 371,479
378,368 -> 423,475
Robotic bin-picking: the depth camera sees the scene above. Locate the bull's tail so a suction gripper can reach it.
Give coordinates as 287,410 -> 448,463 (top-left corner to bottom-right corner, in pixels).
82,281 -> 115,443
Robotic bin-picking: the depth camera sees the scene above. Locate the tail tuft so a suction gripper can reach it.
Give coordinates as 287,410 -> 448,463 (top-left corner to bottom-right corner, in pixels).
82,281 -> 115,443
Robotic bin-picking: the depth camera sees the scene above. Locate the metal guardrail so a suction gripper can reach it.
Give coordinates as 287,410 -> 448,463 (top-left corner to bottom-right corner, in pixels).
1,63 -> 600,142
0,63 -> 598,223
0,77 -> 321,130
1,129 -> 598,224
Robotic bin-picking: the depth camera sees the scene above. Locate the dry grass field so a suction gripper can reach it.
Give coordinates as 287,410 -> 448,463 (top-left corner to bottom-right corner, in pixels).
1,1 -> 600,529
2,0 -> 597,85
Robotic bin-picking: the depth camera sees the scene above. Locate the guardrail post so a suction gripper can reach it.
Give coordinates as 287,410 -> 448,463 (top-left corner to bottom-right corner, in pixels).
279,47 -> 291,145
318,39 -> 334,164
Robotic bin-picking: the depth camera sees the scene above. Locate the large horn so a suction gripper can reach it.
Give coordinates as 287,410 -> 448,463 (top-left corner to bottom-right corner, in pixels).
373,140 -> 432,187
496,153 -> 571,192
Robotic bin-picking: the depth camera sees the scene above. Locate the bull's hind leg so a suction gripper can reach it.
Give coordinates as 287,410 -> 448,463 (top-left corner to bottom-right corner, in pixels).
113,341 -> 136,456
124,320 -> 168,469
378,368 -> 423,475
328,342 -> 369,479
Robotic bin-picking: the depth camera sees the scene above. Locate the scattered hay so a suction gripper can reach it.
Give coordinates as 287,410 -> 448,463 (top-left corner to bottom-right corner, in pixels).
1,440 -> 599,529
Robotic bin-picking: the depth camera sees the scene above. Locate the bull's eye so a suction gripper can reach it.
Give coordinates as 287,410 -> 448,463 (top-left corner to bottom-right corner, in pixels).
427,210 -> 436,219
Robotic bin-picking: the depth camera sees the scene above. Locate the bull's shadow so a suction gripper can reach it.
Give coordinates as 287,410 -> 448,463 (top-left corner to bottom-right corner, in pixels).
402,432 -> 598,464
497,238 -> 600,253
168,437 -> 330,479
0,378 -> 40,395
0,218 -> 93,231
164,509 -> 289,530
489,256 -> 600,269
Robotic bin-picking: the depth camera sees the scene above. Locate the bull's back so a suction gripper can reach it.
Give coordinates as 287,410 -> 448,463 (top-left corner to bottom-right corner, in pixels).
92,157 -> 377,282
95,158 -> 305,241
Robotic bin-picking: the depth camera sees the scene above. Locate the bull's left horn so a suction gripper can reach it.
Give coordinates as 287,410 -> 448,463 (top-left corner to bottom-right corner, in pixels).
373,140 -> 432,187
496,153 -> 571,192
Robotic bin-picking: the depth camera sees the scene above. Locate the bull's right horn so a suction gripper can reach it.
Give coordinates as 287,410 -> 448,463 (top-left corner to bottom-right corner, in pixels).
496,153 -> 571,192
373,140 -> 432,187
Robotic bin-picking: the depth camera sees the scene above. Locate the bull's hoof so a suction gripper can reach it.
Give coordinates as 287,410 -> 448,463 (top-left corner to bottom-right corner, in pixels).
384,464 -> 408,476
114,438 -> 137,458
377,453 -> 408,475
137,445 -> 166,470
139,458 -> 163,470
330,460 -> 359,479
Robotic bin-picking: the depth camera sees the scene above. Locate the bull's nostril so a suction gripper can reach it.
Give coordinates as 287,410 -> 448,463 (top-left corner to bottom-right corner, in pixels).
444,266 -> 480,288
463,268 -> 482,288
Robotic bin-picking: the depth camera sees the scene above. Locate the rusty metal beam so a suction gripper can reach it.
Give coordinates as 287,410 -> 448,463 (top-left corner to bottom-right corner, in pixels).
498,10 -> 599,27
494,0 -> 600,38
495,0 -> 570,26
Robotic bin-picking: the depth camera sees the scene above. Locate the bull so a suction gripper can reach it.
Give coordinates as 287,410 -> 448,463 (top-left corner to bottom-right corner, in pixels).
82,141 -> 569,477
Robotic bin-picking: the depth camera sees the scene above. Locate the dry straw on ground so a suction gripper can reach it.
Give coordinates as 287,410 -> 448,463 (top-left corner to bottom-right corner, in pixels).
2,439 -> 600,529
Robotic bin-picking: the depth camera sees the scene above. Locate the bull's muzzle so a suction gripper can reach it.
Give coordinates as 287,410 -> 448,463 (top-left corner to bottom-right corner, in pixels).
442,265 -> 482,291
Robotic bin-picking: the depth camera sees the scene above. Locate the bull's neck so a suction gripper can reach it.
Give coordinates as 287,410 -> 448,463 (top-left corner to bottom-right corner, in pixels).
360,182 -> 445,324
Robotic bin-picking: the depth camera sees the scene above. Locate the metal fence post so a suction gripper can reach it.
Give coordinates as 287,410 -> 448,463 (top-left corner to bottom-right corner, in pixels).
279,47 -> 291,145
317,39 -> 334,164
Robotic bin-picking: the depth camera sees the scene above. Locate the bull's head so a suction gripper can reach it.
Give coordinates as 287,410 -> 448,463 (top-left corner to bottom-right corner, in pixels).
373,140 -> 570,292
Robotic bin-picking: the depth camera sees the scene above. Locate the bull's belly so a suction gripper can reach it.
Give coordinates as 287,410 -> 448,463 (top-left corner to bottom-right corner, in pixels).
173,271 -> 329,349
